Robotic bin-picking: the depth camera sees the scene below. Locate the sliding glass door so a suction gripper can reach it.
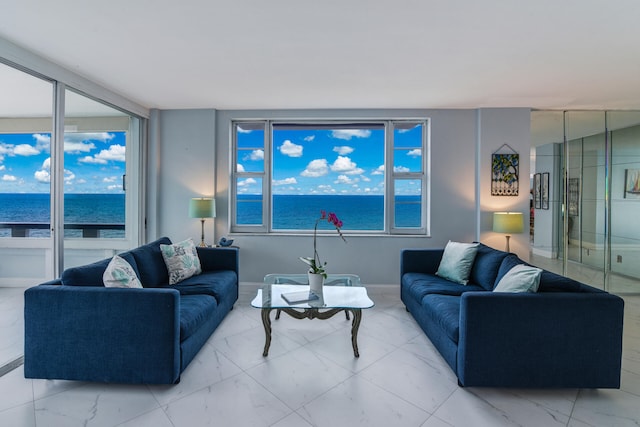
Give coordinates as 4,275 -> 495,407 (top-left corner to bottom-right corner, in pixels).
62,89 -> 142,269
0,61 -> 143,284
0,62 -> 54,286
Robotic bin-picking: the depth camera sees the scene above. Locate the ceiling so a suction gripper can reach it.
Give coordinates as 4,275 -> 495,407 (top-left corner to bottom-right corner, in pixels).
2,0 -> 640,112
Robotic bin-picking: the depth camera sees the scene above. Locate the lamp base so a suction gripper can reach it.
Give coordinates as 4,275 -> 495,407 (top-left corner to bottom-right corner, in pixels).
199,219 -> 207,247
504,235 -> 511,253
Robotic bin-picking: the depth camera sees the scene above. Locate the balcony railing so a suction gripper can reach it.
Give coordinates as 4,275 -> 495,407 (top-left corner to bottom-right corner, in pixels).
0,222 -> 125,238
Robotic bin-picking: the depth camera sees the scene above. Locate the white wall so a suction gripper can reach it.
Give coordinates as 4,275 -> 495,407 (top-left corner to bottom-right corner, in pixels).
150,108 -> 532,284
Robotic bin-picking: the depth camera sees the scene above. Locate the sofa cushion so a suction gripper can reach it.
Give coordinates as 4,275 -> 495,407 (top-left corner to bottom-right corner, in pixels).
179,294 -> 217,341
422,294 -> 461,344
402,273 -> 484,302
469,243 -> 510,290
129,237 -> 172,288
493,264 -> 542,293
62,252 -> 138,287
103,255 -> 142,288
436,241 -> 479,285
160,238 -> 202,285
174,270 -> 238,310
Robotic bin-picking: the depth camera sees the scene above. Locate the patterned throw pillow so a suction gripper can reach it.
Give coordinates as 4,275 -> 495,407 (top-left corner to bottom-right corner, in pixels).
103,255 -> 142,288
160,238 -> 202,285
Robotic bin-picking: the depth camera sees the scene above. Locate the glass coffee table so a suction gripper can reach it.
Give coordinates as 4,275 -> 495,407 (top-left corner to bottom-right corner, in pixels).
251,274 -> 374,357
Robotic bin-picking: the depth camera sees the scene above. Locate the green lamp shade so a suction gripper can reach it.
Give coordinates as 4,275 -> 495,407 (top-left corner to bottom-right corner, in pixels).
189,198 -> 216,218
493,212 -> 523,233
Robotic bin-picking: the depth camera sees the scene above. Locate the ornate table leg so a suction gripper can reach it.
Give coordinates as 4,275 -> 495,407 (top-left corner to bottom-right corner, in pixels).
261,308 -> 272,357
350,309 -> 362,357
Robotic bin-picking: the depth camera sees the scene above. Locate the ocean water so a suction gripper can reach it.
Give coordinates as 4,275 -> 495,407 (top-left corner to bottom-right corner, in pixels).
238,194 -> 421,230
0,193 -> 125,238
0,193 -> 421,238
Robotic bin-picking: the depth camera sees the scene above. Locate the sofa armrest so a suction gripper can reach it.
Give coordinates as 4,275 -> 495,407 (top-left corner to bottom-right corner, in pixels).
457,291 -> 624,388
400,249 -> 444,277
197,246 -> 239,275
24,285 -> 181,384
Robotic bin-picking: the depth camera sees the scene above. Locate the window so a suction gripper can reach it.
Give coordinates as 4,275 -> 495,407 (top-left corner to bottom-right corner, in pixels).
232,119 -> 429,234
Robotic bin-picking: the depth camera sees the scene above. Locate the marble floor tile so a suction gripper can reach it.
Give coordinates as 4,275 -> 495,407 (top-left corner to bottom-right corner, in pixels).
148,342 -> 242,406
246,346 -> 353,410
571,388 -> 640,427
33,383 -> 159,427
358,347 -> 458,414
0,401 -> 35,427
432,387 -> 570,427
163,372 -> 292,427
116,407 -> 176,427
299,375 -> 430,427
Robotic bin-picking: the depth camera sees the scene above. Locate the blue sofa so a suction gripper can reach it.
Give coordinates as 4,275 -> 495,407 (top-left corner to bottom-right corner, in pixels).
24,237 -> 239,384
401,243 -> 624,388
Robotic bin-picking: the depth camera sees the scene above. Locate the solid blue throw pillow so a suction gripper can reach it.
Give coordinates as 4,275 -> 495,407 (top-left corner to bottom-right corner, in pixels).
436,241 -> 479,285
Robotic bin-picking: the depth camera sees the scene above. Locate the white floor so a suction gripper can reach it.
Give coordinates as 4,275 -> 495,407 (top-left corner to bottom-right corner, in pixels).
0,283 -> 639,427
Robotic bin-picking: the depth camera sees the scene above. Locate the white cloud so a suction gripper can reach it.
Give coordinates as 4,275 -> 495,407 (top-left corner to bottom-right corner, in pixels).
273,177 -> 297,186
246,149 -> 264,161
42,158 -> 51,170
103,176 -> 118,183
394,166 -> 410,173
331,129 -> 371,140
237,177 -> 257,187
65,132 -> 115,144
407,148 -> 422,157
237,163 -> 245,172
14,144 -> 40,156
333,146 -> 354,155
94,144 -> 126,162
78,155 -> 107,165
64,141 -> 96,154
0,165 -> 5,171
64,170 -> 75,183
301,159 -> 329,177
330,156 -> 364,175
334,175 -> 358,185
107,184 -> 122,191
304,135 -> 315,142
2,174 -> 17,182
360,175 -> 371,182
278,140 -> 303,157
237,126 -> 252,133
35,169 -> 50,183
317,184 -> 335,193
32,134 -> 50,152
371,165 -> 385,175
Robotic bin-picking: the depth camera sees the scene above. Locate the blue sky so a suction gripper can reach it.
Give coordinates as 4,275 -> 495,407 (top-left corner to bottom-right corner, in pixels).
237,124 -> 423,195
0,132 -> 126,193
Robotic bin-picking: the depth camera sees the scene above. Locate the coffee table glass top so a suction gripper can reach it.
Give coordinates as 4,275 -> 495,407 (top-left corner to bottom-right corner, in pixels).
252,274 -> 374,310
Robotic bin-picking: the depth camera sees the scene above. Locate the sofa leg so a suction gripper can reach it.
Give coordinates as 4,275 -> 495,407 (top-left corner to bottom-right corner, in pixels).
174,376 -> 181,384
457,379 -> 464,387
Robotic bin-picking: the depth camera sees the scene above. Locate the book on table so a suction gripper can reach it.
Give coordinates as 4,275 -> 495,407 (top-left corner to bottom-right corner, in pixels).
281,290 -> 320,304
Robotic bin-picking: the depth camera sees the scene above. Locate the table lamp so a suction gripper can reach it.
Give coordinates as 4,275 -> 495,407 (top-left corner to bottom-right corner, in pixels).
493,212 -> 523,252
189,197 -> 216,247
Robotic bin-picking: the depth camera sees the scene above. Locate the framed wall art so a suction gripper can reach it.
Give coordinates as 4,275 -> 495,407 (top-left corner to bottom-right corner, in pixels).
568,178 -> 580,216
491,144 -> 519,196
625,169 -> 640,199
541,172 -> 549,209
533,173 -> 541,209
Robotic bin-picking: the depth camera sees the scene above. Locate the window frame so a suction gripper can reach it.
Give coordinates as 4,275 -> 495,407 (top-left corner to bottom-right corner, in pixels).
231,118 -> 430,236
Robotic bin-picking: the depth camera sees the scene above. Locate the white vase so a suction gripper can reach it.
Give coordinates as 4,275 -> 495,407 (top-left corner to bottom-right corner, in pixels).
308,272 -> 324,295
